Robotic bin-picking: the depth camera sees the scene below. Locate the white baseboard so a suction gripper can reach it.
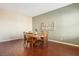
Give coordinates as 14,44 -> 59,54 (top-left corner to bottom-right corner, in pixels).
49,39 -> 79,47
0,38 -> 22,43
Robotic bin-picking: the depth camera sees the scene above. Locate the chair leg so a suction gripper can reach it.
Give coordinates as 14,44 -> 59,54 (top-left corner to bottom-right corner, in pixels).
27,43 -> 30,48
24,41 -> 27,48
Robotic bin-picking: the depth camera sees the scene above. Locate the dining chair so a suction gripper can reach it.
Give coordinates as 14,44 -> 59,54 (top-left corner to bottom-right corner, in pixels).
23,32 -> 27,48
26,32 -> 35,48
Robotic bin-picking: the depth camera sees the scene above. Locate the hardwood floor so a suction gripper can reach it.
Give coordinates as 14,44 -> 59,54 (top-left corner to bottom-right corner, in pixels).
0,39 -> 79,56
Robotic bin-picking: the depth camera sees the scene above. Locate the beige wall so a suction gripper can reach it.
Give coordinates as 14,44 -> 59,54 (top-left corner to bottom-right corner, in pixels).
0,9 -> 32,42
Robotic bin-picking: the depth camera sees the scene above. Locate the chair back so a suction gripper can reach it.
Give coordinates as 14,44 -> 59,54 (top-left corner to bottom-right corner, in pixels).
23,32 -> 27,40
26,32 -> 33,42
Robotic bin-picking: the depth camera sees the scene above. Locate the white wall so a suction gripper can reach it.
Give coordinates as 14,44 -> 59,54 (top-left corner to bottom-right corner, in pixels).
0,9 -> 32,42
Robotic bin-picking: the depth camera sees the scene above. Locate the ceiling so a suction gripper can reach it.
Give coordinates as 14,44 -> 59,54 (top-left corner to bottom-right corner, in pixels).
0,3 -> 72,17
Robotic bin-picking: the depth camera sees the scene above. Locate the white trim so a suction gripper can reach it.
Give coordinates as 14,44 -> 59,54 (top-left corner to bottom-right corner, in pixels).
49,39 -> 79,47
0,39 -> 23,43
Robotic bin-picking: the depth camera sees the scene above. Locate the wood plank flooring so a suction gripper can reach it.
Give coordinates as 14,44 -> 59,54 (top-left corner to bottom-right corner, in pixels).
0,39 -> 79,56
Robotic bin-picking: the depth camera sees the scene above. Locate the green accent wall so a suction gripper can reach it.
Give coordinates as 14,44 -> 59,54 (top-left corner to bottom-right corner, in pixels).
32,3 -> 79,45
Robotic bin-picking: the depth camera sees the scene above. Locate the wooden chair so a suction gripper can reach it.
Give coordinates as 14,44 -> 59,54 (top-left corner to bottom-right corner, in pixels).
34,39 -> 44,47
23,32 -> 27,48
41,31 -> 48,44
26,32 -> 36,48
32,35 -> 44,47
